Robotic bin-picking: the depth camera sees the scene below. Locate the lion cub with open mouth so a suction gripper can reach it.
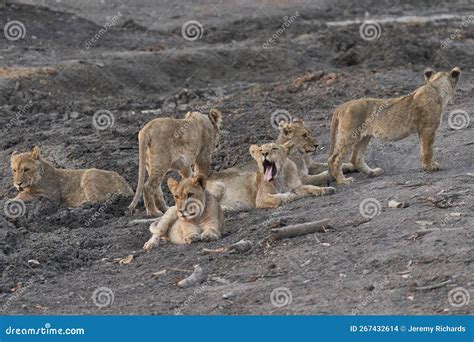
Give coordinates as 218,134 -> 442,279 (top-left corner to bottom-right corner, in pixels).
207,142 -> 336,210
143,175 -> 225,250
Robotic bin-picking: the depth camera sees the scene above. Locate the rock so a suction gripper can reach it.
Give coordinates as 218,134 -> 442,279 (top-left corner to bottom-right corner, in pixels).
27,259 -> 40,267
388,200 -> 409,208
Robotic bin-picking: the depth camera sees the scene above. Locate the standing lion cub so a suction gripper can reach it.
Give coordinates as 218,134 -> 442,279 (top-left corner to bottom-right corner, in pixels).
328,67 -> 461,184
10,146 -> 133,207
128,109 -> 222,216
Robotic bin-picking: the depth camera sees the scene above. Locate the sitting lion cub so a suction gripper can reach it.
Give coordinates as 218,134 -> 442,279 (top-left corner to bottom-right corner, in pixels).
328,67 -> 461,184
207,142 -> 335,210
128,109 -> 222,216
10,146 -> 133,207
143,175 -> 225,250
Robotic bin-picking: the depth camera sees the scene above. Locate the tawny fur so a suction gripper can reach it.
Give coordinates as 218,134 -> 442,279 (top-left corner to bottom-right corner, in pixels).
207,142 -> 335,210
128,109 -> 222,216
10,146 -> 133,207
328,67 -> 461,184
143,175 -> 225,250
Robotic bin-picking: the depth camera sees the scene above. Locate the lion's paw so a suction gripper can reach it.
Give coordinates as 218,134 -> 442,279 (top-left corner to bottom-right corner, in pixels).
143,238 -> 158,251
201,230 -> 220,242
184,233 -> 201,244
423,161 -> 440,172
368,167 -> 384,177
336,177 -> 354,185
322,187 -> 336,195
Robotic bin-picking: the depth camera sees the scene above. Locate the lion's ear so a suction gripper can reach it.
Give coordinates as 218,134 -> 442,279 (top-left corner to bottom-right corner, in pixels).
208,109 -> 222,128
281,141 -> 294,153
424,68 -> 435,82
10,151 -> 18,159
192,174 -> 207,189
292,118 -> 304,126
249,144 -> 261,159
31,146 -> 41,160
450,66 -> 461,79
167,178 -> 179,195
278,121 -> 290,134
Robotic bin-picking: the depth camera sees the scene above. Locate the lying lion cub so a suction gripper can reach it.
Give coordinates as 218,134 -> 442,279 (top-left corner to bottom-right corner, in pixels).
143,175 -> 225,250
10,146 -> 133,207
328,67 -> 461,184
207,142 -> 335,210
128,109 -> 222,216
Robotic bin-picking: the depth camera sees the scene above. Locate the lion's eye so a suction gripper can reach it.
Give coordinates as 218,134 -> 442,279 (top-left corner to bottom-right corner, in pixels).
188,192 -> 194,197
13,169 -> 16,173
24,168 -> 30,172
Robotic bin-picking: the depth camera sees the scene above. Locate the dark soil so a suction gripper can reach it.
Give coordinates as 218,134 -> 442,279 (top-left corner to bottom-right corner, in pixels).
0,0 -> 472,315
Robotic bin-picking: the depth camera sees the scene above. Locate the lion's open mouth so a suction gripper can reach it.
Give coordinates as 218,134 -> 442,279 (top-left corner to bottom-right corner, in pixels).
263,159 -> 277,182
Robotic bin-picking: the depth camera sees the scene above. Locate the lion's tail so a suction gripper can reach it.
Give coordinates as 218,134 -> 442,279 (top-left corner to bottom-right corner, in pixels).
328,108 -> 339,158
128,129 -> 148,210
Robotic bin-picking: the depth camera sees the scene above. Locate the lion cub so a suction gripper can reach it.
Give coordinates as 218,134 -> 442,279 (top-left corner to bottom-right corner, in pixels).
328,67 -> 461,184
207,142 -> 335,210
143,175 -> 225,250
10,146 -> 133,207
128,109 -> 222,216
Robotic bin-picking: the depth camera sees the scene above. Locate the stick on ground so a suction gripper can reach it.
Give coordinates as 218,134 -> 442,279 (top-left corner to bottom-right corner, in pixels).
268,218 -> 330,241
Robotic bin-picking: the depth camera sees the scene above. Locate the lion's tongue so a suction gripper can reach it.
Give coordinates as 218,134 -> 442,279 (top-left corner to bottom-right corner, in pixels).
264,165 -> 273,181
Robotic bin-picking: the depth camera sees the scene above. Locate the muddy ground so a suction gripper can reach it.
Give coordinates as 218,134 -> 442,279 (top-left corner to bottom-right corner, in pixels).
0,0 -> 472,315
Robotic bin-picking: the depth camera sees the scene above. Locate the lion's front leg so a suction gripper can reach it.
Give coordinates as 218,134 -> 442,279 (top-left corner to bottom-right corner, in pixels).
419,128 -> 439,172
294,185 -> 336,197
302,171 -> 331,185
144,207 -> 178,251
255,192 -> 297,209
200,220 -> 222,242
14,191 -> 35,202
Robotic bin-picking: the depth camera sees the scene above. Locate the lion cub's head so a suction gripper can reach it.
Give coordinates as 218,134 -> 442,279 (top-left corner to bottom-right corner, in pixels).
249,142 -> 292,182
185,108 -> 223,150
10,146 -> 43,191
424,66 -> 461,102
277,118 -> 319,153
167,175 -> 207,220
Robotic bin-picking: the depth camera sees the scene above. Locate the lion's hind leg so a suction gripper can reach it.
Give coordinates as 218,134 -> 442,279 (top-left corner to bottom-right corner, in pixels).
350,136 -> 383,177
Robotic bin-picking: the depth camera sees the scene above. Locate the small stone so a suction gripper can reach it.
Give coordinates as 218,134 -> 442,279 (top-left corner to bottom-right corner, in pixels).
388,200 -> 409,208
222,292 -> 235,299
27,259 -> 40,267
